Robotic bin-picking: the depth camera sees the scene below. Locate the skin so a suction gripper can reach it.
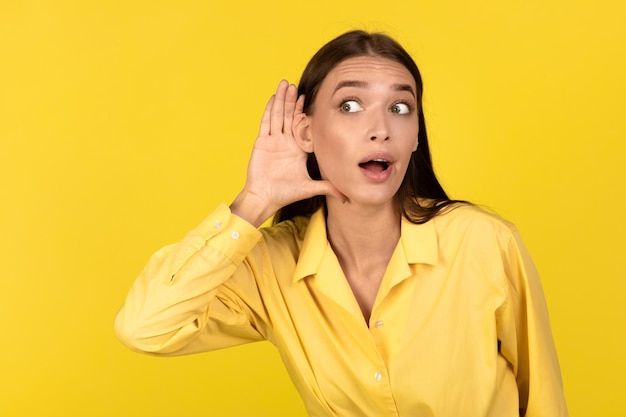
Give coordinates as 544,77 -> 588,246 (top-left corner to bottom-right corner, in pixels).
298,56 -> 419,210
231,57 -> 419,321
229,81 -> 344,228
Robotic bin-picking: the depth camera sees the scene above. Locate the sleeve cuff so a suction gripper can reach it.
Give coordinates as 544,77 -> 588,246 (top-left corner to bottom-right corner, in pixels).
191,203 -> 263,264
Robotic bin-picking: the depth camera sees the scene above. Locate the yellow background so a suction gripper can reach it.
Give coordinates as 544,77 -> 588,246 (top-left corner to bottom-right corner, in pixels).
1,1 -> 624,415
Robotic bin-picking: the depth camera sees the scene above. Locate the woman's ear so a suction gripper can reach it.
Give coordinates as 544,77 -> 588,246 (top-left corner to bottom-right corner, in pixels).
293,113 -> 314,153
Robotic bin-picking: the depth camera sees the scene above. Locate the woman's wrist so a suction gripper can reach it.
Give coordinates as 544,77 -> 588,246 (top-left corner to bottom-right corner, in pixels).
230,190 -> 276,228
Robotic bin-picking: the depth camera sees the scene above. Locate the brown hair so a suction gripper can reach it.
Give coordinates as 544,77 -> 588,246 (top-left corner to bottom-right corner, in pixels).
274,30 -> 465,224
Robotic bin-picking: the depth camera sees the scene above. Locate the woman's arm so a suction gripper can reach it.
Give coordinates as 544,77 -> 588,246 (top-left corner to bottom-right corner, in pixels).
114,81 -> 342,355
496,230 -> 569,416
114,204 -> 267,355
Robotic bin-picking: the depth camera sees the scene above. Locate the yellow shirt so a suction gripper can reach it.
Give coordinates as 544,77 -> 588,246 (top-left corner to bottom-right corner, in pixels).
115,203 -> 568,417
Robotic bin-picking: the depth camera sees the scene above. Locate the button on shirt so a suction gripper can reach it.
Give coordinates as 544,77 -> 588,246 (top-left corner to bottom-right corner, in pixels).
115,203 -> 568,417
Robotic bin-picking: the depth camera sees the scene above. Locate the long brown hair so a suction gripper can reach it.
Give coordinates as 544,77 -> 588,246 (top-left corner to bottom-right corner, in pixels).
274,30 -> 464,224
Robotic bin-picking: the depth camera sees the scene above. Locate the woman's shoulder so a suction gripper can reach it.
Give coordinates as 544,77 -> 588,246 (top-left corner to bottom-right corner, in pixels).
258,213 -> 313,252
433,202 -> 518,241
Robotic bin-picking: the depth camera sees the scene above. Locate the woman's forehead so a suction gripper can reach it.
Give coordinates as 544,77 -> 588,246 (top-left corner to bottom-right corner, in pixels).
322,56 -> 415,91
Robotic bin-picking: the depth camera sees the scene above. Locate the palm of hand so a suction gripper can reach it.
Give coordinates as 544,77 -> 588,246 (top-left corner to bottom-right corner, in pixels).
243,81 -> 344,213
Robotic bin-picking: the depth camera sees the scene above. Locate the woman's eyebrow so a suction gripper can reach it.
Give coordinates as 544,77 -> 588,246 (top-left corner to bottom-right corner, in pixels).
394,84 -> 416,98
332,80 -> 415,98
333,80 -> 367,95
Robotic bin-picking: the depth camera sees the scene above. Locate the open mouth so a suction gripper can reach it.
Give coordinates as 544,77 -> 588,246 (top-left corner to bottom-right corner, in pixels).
359,159 -> 390,173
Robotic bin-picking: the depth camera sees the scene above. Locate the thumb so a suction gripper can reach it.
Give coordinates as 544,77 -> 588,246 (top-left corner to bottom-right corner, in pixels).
306,179 -> 347,204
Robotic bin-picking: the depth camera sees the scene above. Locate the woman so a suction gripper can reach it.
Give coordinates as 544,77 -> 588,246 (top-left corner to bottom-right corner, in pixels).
115,30 -> 568,416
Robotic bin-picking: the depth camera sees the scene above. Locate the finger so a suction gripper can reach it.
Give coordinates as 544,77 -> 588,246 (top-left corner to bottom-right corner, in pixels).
258,95 -> 275,137
290,94 -> 306,140
306,180 -> 348,204
283,84 -> 298,135
294,93 -> 305,116
270,80 -> 288,135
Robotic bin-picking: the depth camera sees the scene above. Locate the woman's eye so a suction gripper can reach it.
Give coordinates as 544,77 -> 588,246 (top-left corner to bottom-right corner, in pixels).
391,103 -> 411,114
340,100 -> 363,113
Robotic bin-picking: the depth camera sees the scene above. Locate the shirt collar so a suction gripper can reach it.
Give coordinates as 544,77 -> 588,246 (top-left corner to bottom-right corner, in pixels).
293,208 -> 329,282
400,214 -> 439,266
293,208 -> 439,282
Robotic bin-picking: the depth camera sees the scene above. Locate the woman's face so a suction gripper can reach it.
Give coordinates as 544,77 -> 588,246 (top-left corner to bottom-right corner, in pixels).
305,56 -> 419,208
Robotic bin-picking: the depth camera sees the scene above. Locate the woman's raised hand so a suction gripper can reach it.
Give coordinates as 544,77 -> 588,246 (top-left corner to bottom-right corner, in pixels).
230,80 -> 345,227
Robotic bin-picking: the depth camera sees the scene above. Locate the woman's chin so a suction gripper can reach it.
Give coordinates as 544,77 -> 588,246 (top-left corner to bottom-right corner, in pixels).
330,191 -> 398,211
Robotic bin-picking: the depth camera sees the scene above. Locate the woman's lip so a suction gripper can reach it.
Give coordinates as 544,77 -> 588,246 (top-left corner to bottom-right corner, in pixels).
359,162 -> 394,182
358,152 -> 395,164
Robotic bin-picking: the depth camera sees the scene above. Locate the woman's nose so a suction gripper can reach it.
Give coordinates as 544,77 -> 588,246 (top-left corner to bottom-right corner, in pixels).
368,110 -> 390,141
368,124 -> 390,141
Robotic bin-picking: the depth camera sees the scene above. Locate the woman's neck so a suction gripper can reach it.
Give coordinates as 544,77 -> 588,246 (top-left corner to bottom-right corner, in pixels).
324,198 -> 401,322
325,199 -> 401,273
